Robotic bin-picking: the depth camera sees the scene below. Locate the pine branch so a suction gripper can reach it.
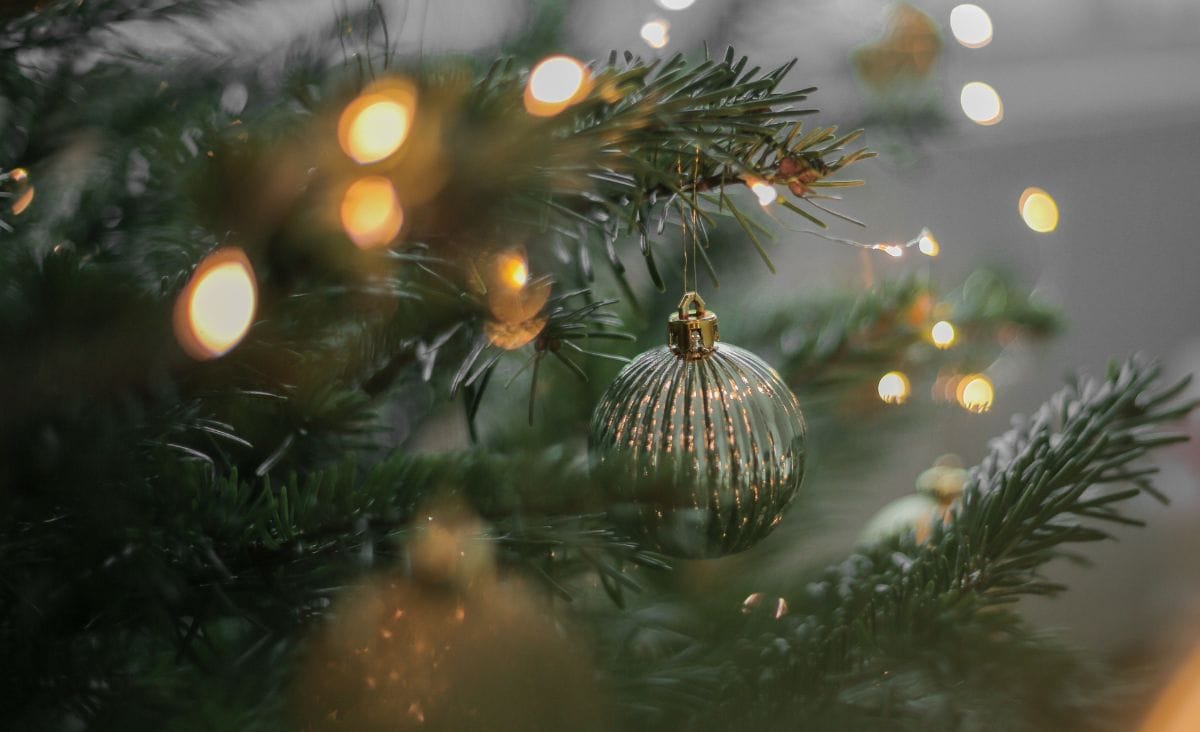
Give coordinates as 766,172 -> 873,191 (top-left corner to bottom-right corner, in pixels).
608,357 -> 1194,728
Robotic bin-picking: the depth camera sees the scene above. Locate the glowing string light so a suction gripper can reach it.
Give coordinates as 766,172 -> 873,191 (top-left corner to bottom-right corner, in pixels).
496,249 -> 530,289
7,167 -> 33,215
878,371 -> 911,405
338,82 -> 417,164
931,320 -> 956,349
960,81 -> 1003,125
340,176 -> 404,249
174,247 -> 257,360
1019,187 -> 1059,233
524,56 -> 590,117
749,180 -> 777,207
950,4 -> 993,48
917,229 -> 940,256
957,374 -> 994,413
640,20 -> 670,49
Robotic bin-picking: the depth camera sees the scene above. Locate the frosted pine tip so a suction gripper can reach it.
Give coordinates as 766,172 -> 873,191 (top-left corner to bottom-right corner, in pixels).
174,247 -> 257,360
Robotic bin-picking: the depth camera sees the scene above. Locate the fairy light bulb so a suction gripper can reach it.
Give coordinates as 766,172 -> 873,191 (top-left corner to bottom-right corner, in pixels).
640,19 -> 670,49
174,248 -> 257,360
931,320 -> 956,349
749,180 -> 777,207
1019,187 -> 1059,233
957,374 -> 994,413
960,81 -> 1003,125
340,176 -> 404,249
876,243 -> 904,258
525,56 -> 590,117
878,371 -> 911,405
338,83 -> 416,164
917,229 -> 939,256
656,0 -> 695,9
950,4 -> 993,48
7,167 -> 33,215
496,250 -> 529,289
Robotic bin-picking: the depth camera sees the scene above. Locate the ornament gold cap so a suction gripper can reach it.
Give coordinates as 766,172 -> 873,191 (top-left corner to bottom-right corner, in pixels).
916,454 -> 967,505
668,291 -> 719,358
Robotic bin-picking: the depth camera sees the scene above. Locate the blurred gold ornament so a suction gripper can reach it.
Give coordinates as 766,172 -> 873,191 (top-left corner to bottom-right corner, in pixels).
524,55 -> 591,117
296,504 -> 607,730
852,3 -> 942,91
338,80 -> 417,164
861,454 -> 967,544
340,176 -> 404,249
173,247 -> 257,360
590,293 -> 807,558
484,317 -> 547,351
1141,642 -> 1200,732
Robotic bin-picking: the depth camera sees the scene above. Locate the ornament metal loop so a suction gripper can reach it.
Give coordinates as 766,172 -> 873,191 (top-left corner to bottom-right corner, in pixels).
668,291 -> 719,358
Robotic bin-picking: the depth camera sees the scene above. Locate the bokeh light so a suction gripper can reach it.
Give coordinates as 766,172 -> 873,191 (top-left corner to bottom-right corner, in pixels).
957,374 -> 994,413
960,81 -> 1003,125
525,56 -> 590,117
340,176 -> 404,249
338,83 -> 416,164
918,229 -> 940,256
749,180 -> 777,207
950,4 -> 993,48
495,249 -> 530,289
7,167 -> 33,215
931,320 -> 956,349
878,371 -> 911,405
656,0 -> 695,9
1019,187 -> 1059,233
640,20 -> 670,49
174,247 -> 257,360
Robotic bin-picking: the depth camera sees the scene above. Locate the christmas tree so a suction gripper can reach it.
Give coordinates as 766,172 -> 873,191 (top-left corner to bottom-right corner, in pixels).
2,2 -> 1195,730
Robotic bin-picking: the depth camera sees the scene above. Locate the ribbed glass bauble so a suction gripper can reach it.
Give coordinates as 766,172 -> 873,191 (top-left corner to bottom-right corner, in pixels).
589,293 -> 807,559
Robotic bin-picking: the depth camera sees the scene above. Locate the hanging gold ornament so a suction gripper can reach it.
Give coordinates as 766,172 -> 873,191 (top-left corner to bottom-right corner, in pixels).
860,454 -> 968,545
589,292 -> 808,559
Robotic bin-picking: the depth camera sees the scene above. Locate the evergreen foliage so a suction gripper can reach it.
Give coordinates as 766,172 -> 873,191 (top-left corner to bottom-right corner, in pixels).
0,3 -> 1191,730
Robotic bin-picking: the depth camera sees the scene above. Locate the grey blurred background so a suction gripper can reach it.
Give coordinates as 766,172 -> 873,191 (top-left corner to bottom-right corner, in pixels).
152,0 -> 1200,676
